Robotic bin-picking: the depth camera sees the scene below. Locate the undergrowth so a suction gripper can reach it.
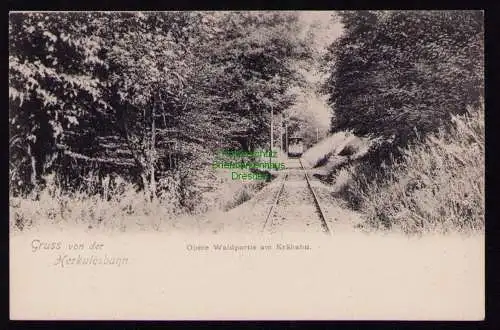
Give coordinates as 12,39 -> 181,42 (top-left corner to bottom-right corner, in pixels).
9,172 -> 188,232
10,160 -> 271,232
332,106 -> 484,235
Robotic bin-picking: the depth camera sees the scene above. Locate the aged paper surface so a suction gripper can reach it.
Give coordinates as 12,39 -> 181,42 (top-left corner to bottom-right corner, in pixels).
10,231 -> 484,320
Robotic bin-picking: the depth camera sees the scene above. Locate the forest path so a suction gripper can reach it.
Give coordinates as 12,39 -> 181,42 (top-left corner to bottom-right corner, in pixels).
193,156 -> 364,235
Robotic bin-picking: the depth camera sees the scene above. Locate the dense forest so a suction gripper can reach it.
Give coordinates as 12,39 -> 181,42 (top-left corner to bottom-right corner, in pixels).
10,11 -> 484,234
320,10 -> 484,233
323,10 -> 483,145
9,12 -> 314,211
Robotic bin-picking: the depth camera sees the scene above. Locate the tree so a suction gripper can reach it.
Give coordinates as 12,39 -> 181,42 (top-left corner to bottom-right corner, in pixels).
207,12 -> 311,150
9,12 -> 108,194
9,11 -> 314,211
323,10 -> 484,147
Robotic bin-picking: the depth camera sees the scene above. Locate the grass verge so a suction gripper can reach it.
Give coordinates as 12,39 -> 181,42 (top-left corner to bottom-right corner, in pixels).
332,106 -> 484,234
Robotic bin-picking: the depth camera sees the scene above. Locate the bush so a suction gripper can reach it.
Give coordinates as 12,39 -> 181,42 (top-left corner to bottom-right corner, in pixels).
301,131 -> 370,168
337,105 -> 484,234
223,185 -> 253,211
9,171 -> 192,232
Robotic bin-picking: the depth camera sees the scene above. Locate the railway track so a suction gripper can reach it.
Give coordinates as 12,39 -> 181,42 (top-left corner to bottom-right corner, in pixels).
262,157 -> 331,234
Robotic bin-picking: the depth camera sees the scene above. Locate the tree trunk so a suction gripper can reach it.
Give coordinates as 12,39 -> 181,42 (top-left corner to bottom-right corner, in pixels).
27,144 -> 37,191
141,172 -> 149,200
150,100 -> 157,202
120,105 -> 151,196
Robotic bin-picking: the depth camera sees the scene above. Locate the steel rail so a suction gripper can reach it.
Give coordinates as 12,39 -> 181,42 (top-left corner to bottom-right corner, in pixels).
262,172 -> 288,232
299,158 -> 331,235
262,158 -> 331,235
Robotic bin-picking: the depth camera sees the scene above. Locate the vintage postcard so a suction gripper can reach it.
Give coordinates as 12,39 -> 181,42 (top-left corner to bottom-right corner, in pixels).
9,10 -> 484,320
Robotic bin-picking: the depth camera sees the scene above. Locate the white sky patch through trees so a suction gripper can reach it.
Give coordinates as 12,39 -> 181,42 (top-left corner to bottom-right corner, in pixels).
289,11 -> 344,131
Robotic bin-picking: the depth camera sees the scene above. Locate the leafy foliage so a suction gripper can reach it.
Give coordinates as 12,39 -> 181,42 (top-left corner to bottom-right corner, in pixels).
345,106 -> 484,234
9,12 -> 312,211
9,12 -> 108,193
323,11 -> 484,146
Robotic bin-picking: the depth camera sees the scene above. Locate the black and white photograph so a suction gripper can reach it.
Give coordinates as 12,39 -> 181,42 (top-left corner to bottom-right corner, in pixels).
9,10 -> 484,320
